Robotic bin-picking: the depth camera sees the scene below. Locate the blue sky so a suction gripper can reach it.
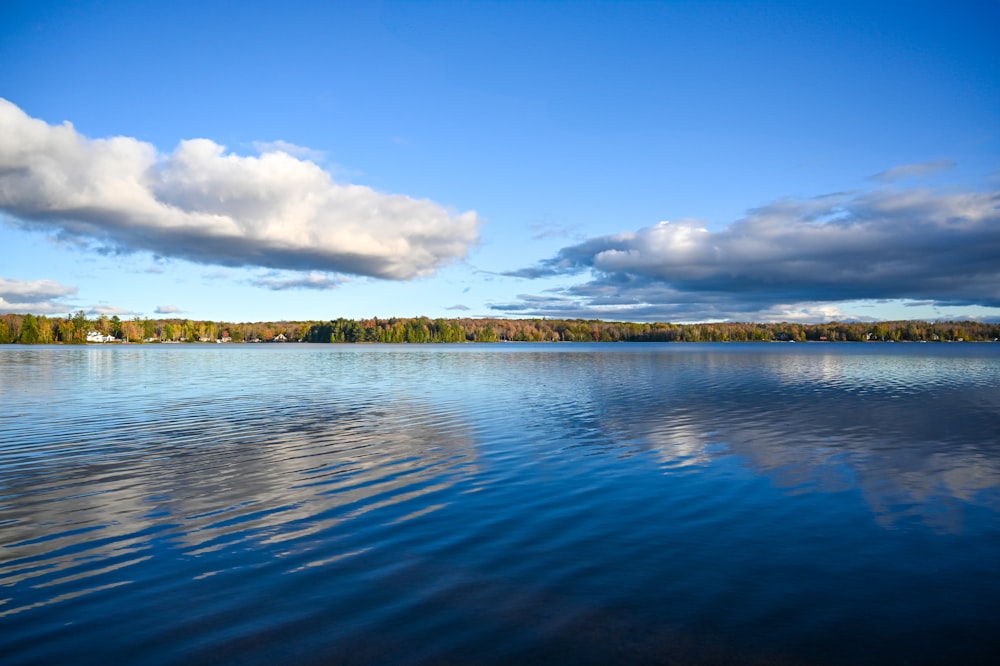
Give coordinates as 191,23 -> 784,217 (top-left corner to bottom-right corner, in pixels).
1,0 -> 998,323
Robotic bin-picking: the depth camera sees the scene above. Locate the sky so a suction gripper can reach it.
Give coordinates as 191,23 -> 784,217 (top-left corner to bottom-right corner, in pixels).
1,0 -> 998,324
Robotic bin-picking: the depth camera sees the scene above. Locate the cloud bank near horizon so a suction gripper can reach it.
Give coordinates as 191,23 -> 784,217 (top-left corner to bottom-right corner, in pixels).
500,187 -> 1000,322
0,99 -> 481,280
0,277 -> 77,314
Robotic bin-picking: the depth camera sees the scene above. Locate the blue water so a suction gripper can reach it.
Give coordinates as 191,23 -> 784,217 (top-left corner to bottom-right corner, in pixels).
1,343 -> 998,664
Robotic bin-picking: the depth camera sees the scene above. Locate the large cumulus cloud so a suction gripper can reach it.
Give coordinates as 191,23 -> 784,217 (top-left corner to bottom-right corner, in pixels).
501,187 -> 1000,321
0,99 -> 480,280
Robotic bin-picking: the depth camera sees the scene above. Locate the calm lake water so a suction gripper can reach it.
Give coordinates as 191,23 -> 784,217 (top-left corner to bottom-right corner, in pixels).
1,343 -> 998,665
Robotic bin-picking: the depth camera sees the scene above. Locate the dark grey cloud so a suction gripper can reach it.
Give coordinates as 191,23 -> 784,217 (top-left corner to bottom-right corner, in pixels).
500,187 -> 1000,321
0,99 -> 481,281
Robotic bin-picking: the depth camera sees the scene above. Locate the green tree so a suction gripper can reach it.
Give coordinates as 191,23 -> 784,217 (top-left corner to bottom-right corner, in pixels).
18,314 -> 40,344
475,324 -> 499,342
70,310 -> 89,343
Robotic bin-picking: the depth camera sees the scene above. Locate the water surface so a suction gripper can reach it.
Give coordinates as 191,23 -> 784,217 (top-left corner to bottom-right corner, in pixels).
1,343 -> 998,664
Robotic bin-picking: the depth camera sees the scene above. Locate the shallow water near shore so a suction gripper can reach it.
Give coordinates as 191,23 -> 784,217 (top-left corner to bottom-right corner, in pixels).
2,342 -> 999,664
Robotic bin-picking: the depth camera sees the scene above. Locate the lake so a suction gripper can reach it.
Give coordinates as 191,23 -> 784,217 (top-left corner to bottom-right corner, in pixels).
1,343 -> 998,664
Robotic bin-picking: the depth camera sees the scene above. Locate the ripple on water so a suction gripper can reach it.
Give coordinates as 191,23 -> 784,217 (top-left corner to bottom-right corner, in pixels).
1,343 -> 999,665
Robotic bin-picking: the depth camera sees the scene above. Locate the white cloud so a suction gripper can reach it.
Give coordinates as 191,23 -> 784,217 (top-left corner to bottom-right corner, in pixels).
89,304 -> 135,317
0,277 -> 76,302
155,305 -> 183,314
0,99 -> 481,280
0,297 -> 71,315
0,277 -> 77,314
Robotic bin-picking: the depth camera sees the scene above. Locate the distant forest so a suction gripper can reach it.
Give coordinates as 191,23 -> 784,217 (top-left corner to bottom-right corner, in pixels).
2,312 -> 999,344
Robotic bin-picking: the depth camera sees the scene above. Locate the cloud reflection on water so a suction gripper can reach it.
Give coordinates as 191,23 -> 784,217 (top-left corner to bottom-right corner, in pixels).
0,376 -> 480,614
583,347 -> 1000,533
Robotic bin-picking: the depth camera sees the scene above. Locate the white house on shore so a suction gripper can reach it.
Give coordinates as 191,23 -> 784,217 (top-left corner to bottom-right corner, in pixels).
86,331 -> 117,343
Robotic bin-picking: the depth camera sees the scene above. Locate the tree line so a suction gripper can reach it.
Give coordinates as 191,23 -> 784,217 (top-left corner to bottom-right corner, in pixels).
2,312 -> 998,344
0,312 -> 311,345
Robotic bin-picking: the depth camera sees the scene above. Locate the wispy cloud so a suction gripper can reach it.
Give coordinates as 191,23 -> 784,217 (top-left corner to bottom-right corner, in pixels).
89,304 -> 136,317
251,139 -> 327,163
501,187 -> 1000,322
0,99 -> 481,281
155,305 -> 183,314
529,221 -> 582,241
0,277 -> 77,314
444,304 -> 470,311
249,272 -> 345,291
871,159 -> 956,182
